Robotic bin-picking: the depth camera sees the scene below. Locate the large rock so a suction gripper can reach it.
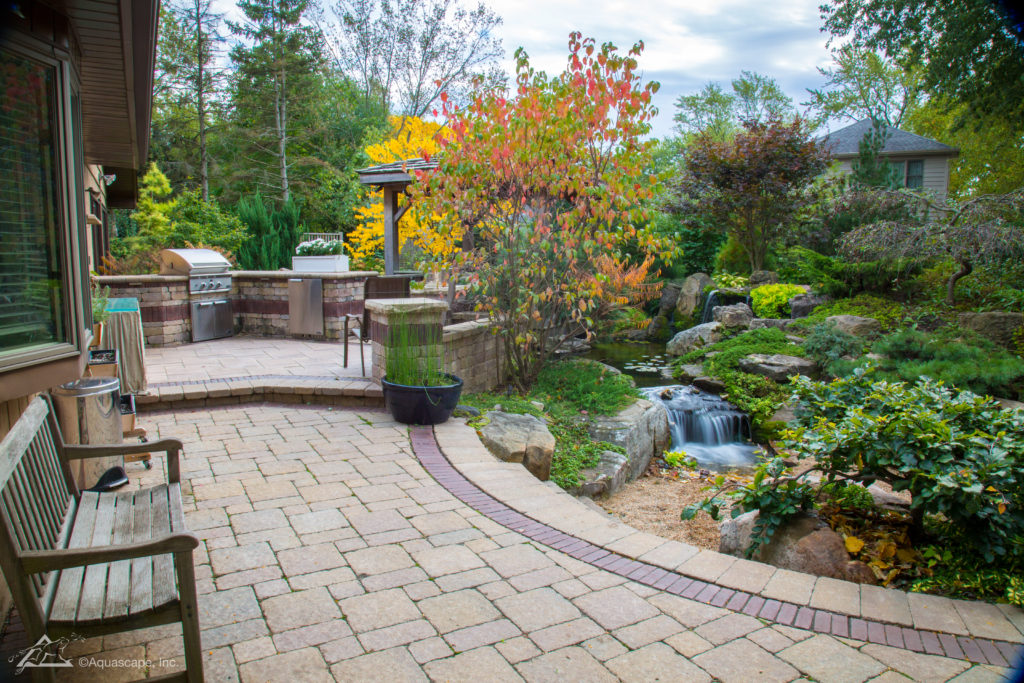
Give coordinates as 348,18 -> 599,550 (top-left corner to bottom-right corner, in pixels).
738,353 -> 819,381
587,399 -> 670,482
826,314 -> 881,337
719,511 -> 876,584
667,322 -> 724,355
675,364 -> 705,383
749,270 -> 779,288
645,314 -> 671,342
656,282 -> 682,317
713,303 -> 754,329
675,273 -> 714,318
958,311 -> 1024,348
479,412 -> 555,481
570,450 -> 630,499
789,293 -> 830,319
749,318 -> 790,331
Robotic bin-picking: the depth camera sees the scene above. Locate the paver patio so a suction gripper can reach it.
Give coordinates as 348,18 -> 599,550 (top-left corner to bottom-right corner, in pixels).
1,338 -> 1019,681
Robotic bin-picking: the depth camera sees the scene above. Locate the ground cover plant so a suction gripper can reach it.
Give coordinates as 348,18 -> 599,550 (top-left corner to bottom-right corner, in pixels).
788,293 -> 905,332
461,360 -> 638,489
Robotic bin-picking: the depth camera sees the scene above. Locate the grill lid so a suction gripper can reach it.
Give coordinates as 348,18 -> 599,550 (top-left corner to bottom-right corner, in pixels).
159,248 -> 232,275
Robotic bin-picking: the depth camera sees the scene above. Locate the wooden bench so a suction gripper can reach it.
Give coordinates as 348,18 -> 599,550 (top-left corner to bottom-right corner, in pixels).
0,396 -> 202,682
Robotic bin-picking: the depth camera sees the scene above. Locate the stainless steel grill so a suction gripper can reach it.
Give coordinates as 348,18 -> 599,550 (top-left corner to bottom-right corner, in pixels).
158,249 -> 233,342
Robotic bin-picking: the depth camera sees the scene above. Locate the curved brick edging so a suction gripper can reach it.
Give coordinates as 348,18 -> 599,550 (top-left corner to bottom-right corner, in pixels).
410,424 -> 1023,668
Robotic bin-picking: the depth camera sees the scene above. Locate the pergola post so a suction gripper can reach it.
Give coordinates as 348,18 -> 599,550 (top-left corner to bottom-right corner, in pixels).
382,187 -> 400,276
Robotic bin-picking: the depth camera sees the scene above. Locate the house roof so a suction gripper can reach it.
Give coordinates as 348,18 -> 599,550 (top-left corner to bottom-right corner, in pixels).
357,158 -> 439,188
819,118 -> 959,159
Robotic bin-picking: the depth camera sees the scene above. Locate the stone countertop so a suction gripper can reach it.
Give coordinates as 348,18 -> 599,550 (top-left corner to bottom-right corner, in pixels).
365,297 -> 449,314
231,270 -> 378,280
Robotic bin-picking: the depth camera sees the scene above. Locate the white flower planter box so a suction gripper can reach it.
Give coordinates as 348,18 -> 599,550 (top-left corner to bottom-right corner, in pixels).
292,254 -> 350,273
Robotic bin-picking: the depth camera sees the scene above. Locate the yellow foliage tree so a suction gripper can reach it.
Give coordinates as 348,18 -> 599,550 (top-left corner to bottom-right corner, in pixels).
348,116 -> 460,263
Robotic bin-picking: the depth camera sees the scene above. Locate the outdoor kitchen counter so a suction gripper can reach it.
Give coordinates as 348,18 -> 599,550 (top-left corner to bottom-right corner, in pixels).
231,270 -> 378,279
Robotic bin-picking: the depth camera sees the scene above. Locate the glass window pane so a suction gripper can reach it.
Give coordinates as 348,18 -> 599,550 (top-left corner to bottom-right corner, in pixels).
0,48 -> 67,357
906,160 -> 924,189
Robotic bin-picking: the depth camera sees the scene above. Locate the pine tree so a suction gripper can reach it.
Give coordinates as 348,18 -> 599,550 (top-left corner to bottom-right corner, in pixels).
850,118 -> 903,189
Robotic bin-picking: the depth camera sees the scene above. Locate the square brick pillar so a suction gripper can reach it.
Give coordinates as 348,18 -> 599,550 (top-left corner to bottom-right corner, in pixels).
364,297 -> 449,384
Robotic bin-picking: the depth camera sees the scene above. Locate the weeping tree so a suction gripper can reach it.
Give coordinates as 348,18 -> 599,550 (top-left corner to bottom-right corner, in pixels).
839,190 -> 1024,305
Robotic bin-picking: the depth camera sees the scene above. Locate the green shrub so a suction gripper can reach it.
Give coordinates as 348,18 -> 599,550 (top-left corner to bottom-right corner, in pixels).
775,246 -> 922,299
714,235 -> 750,275
789,294 -> 905,333
712,272 -> 749,290
859,327 -> 1024,398
802,323 -> 865,376
678,327 -> 806,374
786,369 -> 1024,562
750,283 -> 806,318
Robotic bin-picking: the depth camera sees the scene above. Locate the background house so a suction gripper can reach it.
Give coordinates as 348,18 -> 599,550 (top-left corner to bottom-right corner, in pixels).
820,118 -> 960,199
0,0 -> 158,617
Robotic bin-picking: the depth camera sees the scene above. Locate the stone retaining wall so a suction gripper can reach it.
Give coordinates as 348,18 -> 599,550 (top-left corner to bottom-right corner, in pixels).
443,319 -> 503,393
99,275 -> 190,346
231,271 -> 372,339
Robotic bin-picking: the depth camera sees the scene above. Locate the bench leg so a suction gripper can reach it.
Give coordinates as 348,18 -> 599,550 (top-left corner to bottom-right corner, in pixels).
174,552 -> 204,683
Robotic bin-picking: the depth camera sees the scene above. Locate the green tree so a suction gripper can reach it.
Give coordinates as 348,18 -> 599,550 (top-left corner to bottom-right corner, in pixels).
906,99 -> 1024,200
414,33 -> 666,391
850,118 -> 902,189
318,0 -> 505,117
674,71 -> 794,142
228,0 -> 324,202
821,0 -> 1024,126
130,163 -> 176,239
804,45 -> 920,128
681,119 -> 830,271
235,194 -> 304,270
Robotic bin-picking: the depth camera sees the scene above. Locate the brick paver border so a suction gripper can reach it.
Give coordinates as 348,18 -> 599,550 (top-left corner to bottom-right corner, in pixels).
410,425 -> 1022,668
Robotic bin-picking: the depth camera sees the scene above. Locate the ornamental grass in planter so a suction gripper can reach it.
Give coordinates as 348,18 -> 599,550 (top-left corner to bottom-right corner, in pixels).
382,313 -> 462,425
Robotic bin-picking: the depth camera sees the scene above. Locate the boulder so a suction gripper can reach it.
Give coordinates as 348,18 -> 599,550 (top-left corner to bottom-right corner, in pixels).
789,293 -> 830,319
750,318 -> 790,330
693,376 -> 727,394
719,511 -> 876,584
749,270 -> 779,288
675,364 -> 705,383
656,282 -> 683,317
958,311 -> 1024,348
645,314 -> 671,342
997,397 -> 1024,412
479,412 -> 555,481
825,314 -> 881,337
667,322 -> 724,355
737,354 -> 819,382
570,450 -> 630,499
587,399 -> 671,482
712,303 -> 754,329
676,273 -> 714,318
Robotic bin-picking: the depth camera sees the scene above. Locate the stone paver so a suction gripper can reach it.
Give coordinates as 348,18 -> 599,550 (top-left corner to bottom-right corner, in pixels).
40,378 -> 1009,683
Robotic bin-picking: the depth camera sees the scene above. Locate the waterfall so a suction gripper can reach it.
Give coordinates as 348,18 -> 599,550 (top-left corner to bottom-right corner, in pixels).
699,290 -> 721,324
699,289 -> 754,325
642,385 -> 761,469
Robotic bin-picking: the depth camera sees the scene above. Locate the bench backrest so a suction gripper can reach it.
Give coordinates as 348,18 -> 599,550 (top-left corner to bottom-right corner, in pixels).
0,397 -> 75,600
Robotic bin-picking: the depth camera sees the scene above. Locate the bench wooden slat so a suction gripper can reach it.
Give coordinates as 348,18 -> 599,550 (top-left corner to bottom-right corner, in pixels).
50,491 -> 100,623
0,398 -> 47,488
104,490 -> 134,619
10,468 -> 46,597
78,492 -> 117,623
23,445 -> 59,549
31,431 -> 69,540
130,488 -> 154,615
151,485 -> 178,609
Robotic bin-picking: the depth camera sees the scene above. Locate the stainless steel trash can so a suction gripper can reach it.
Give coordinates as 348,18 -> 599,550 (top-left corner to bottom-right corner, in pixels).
52,377 -> 124,490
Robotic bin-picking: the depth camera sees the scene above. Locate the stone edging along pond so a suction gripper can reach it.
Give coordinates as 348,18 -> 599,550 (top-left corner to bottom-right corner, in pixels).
421,419 -> 1024,667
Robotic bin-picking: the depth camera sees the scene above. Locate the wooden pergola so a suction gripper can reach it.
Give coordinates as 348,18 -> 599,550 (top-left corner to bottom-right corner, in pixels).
356,158 -> 438,275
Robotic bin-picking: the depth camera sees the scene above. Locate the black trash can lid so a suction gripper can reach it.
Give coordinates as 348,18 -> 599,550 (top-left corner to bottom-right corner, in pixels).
53,377 -> 120,397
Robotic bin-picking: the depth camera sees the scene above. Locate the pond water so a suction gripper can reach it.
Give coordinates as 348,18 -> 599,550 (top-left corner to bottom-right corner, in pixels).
583,342 -> 761,469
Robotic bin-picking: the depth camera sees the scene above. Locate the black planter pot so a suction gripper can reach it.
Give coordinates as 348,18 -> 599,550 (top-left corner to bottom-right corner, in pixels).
382,373 -> 464,425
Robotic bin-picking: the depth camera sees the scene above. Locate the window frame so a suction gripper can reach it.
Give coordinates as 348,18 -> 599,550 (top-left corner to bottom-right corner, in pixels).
0,31 -> 89,374
905,159 -> 925,190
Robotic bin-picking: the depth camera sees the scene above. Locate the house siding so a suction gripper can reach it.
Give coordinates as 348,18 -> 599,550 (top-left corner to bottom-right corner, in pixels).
832,154 -> 952,199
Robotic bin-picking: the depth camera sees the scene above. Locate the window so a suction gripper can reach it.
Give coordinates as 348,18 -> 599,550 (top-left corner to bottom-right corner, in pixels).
905,159 -> 924,189
0,40 -> 85,371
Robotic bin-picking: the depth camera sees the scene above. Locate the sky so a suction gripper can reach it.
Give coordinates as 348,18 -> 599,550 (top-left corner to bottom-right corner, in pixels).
215,0 -> 840,139
483,0 -> 837,138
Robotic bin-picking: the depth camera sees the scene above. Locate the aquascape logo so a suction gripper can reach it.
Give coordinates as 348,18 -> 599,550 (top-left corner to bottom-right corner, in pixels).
8,634 -> 83,675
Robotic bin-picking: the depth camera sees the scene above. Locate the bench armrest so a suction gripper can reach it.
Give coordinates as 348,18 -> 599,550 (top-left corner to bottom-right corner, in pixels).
20,532 -> 199,574
64,439 -> 185,482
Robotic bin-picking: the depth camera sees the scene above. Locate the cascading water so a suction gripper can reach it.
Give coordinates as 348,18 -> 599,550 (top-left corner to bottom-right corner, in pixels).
642,385 -> 761,469
699,289 -> 754,324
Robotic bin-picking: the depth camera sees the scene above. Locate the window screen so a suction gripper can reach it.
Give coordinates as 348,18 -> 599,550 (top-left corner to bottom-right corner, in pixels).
906,160 -> 924,189
0,48 -> 68,357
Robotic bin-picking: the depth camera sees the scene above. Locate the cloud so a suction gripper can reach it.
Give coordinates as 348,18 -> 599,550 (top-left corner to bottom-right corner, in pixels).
486,0 -> 835,137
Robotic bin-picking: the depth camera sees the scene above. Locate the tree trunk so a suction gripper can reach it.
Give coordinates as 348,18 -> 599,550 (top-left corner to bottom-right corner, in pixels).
946,259 -> 972,306
276,67 -> 289,202
195,0 -> 209,201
